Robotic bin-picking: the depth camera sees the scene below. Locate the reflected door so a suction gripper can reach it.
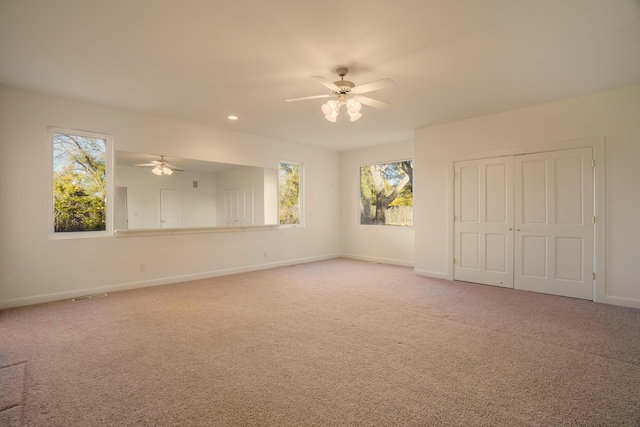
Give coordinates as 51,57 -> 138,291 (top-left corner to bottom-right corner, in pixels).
160,188 -> 180,228
223,187 -> 253,226
514,148 -> 593,299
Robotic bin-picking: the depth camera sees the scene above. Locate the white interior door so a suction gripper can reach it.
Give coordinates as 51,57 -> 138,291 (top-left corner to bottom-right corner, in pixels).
160,188 -> 180,228
223,187 -> 253,226
513,148 -> 594,299
454,157 -> 514,288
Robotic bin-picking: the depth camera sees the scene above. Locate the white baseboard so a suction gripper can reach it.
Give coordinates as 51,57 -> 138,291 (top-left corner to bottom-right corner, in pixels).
340,253 -> 414,268
602,295 -> 640,310
0,254 -> 341,310
5,255 -> 638,311
413,269 -> 450,280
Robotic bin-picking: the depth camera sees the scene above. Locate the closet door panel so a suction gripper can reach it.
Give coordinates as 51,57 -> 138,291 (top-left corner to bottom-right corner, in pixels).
514,148 -> 593,299
454,157 -> 513,288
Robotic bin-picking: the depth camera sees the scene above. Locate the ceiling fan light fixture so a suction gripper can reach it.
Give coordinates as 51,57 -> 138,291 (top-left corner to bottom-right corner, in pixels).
151,163 -> 174,175
136,155 -> 183,175
287,67 -> 394,123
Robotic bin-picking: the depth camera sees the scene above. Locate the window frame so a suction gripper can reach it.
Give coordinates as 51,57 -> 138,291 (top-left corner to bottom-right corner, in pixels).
359,158 -> 414,227
278,160 -> 303,228
48,126 -> 114,239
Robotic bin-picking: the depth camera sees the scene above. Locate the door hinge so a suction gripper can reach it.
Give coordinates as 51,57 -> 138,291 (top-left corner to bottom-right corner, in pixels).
592,216 -> 596,224
453,258 -> 456,265
592,159 -> 595,168
592,272 -> 596,280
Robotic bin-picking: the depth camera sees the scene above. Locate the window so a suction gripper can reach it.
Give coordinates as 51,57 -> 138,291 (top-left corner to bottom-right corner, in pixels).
279,162 -> 301,225
50,127 -> 113,237
360,160 -> 413,226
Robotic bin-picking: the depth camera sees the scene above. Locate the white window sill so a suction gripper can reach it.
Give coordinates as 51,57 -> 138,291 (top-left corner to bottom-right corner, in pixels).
115,224 -> 280,238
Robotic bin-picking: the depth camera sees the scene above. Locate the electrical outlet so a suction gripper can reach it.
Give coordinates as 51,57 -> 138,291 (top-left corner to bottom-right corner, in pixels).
263,251 -> 267,257
139,264 -> 145,272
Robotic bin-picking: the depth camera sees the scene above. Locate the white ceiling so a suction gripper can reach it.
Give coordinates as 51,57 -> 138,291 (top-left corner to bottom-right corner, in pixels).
115,151 -> 247,174
1,0 -> 639,152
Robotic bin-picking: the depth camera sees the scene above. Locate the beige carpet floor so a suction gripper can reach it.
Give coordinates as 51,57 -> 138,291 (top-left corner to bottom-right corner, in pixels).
1,258 -> 640,426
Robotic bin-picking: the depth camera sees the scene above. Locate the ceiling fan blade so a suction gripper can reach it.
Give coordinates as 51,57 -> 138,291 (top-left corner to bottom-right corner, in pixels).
166,165 -> 184,171
354,95 -> 391,109
352,78 -> 395,94
285,94 -> 332,102
134,163 -> 156,167
311,76 -> 340,91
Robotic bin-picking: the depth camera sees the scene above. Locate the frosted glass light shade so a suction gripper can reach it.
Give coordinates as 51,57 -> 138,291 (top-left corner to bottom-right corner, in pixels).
347,99 -> 361,113
321,103 -> 333,115
348,112 -> 362,122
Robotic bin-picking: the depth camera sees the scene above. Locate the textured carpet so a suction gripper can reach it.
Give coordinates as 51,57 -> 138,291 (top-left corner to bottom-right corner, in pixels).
1,258 -> 640,426
0,362 -> 26,427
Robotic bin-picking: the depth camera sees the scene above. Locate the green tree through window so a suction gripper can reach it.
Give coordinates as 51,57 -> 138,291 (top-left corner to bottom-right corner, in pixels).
279,162 -> 300,225
52,131 -> 108,233
360,160 -> 413,226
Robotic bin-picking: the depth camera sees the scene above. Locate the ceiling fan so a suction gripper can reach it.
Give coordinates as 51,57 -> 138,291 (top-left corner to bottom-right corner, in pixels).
135,156 -> 184,176
285,67 -> 395,122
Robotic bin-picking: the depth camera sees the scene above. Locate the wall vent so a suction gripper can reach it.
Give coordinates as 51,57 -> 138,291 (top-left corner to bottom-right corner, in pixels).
72,293 -> 108,302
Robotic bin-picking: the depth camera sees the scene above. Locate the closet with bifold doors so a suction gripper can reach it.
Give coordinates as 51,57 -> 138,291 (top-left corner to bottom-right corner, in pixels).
454,147 -> 594,299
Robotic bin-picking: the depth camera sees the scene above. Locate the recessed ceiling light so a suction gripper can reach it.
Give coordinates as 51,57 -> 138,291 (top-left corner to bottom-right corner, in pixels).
227,115 -> 238,120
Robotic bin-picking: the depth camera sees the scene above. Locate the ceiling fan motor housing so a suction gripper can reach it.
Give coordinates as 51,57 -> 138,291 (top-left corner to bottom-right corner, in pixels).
333,80 -> 354,95
333,67 -> 355,94
284,66 -> 393,112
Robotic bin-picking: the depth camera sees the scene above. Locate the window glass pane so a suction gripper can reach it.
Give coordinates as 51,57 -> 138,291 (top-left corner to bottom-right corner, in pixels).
279,162 -> 300,225
53,132 -> 107,232
360,160 -> 413,226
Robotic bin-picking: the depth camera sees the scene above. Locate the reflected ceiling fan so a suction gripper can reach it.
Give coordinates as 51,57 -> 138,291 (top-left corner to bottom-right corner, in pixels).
285,67 -> 395,122
135,156 -> 184,176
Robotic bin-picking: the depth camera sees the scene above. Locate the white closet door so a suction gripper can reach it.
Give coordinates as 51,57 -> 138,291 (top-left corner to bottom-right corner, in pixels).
513,147 -> 594,299
223,187 -> 253,226
454,157 -> 514,288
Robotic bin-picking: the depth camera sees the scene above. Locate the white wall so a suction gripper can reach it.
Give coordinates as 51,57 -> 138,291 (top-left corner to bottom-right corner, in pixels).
0,85 -> 341,308
4,83 -> 639,309
340,141 -> 415,266
414,84 -> 640,308
116,165 -> 218,229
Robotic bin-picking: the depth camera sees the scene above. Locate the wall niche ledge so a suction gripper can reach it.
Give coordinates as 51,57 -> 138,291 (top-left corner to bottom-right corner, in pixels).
115,225 -> 280,238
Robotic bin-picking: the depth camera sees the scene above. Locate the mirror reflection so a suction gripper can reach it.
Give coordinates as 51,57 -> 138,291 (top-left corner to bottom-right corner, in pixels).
115,151 -> 278,230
